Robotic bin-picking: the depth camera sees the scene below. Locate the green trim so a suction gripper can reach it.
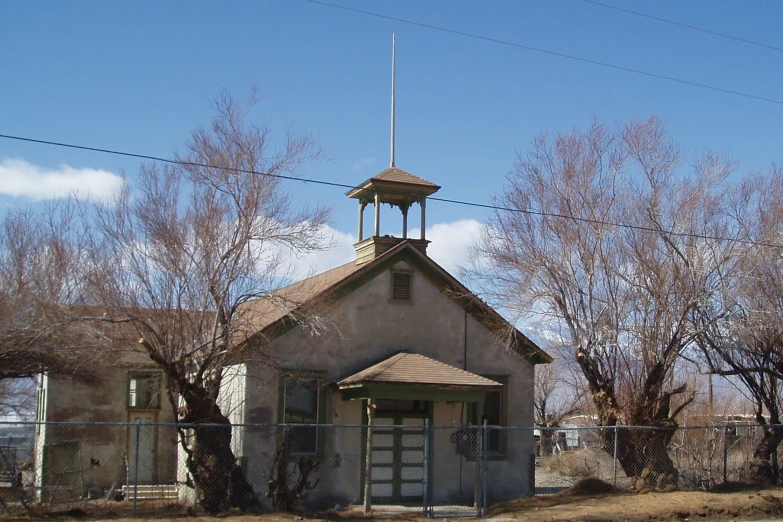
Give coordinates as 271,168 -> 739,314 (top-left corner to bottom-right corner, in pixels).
341,383 -> 492,403
276,369 -> 328,460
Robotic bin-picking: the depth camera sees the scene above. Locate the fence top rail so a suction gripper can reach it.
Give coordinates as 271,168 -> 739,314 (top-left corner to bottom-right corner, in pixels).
0,420 -> 773,430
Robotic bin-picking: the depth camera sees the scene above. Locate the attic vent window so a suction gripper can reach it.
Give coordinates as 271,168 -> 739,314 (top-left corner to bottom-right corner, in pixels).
391,270 -> 413,302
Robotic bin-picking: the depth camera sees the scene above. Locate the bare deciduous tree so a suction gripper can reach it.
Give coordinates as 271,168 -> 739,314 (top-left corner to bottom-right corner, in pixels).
84,91 -> 331,513
0,379 -> 35,418
472,117 -> 741,488
0,203 -> 103,387
697,169 -> 783,484
534,347 -> 587,454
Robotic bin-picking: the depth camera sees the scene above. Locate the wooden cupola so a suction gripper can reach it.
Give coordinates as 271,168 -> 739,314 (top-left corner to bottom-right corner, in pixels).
346,167 -> 440,264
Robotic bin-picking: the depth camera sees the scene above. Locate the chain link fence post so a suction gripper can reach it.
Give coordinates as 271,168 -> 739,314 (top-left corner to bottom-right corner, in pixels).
363,399 -> 373,514
613,425 -> 618,488
723,425 -> 729,484
481,419 -> 488,517
132,420 -> 140,515
474,424 -> 481,517
422,418 -> 430,518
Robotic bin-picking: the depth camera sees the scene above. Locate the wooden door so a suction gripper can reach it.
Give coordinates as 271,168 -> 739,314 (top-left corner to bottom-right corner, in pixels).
128,412 -> 156,483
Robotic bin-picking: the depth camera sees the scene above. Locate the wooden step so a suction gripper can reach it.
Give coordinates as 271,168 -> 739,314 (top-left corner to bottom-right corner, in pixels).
122,484 -> 178,501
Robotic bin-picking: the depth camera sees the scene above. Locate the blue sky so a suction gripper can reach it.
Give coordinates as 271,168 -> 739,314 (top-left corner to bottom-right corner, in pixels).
2,0 -> 783,274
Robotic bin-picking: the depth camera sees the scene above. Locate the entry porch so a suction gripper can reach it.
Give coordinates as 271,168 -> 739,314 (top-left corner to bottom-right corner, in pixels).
336,352 -> 502,513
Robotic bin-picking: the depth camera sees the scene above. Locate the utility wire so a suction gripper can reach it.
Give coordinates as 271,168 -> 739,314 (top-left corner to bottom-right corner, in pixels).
578,0 -> 783,54
1,132 -> 781,249
302,0 -> 783,107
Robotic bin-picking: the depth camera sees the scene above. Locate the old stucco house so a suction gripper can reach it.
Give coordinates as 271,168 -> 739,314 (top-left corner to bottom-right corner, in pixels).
33,342 -> 179,503
32,167 -> 550,509
214,167 -> 551,508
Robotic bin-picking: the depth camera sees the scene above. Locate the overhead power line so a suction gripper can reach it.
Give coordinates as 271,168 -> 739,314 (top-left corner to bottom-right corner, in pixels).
2,132 -> 781,249
578,0 -> 783,54
302,0 -> 783,107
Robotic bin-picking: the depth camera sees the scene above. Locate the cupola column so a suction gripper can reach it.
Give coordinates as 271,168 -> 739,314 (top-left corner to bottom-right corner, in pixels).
358,201 -> 367,241
401,204 -> 409,239
420,197 -> 426,240
374,192 -> 381,237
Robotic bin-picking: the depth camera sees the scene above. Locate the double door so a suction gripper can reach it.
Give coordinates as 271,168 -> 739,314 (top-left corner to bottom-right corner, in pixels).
370,412 -> 427,504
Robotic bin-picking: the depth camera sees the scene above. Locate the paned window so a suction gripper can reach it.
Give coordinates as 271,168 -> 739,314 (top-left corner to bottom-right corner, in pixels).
128,372 -> 161,409
282,374 -> 323,455
470,376 -> 508,454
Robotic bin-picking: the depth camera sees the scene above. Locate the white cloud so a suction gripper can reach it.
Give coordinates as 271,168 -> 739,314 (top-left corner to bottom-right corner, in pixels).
282,218 -> 484,279
409,219 -> 483,274
0,158 -> 124,202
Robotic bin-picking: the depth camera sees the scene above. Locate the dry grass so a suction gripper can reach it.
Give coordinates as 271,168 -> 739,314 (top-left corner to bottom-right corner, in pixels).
538,447 -> 622,481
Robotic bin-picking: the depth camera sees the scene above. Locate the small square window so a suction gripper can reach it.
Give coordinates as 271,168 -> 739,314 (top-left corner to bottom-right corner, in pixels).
391,270 -> 412,302
128,373 -> 161,409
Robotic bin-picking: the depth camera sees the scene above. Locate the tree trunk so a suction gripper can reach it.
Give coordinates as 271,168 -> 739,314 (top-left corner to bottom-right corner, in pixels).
749,425 -> 783,485
605,425 -> 679,489
184,398 -> 261,514
540,429 -> 554,456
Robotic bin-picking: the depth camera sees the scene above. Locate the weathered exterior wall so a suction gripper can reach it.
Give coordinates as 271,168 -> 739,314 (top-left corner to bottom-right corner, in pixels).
219,364 -> 248,461
238,259 -> 536,508
34,368 -> 178,498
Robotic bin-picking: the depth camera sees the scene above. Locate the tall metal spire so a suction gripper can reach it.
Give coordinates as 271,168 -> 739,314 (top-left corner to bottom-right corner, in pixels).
390,33 -> 396,168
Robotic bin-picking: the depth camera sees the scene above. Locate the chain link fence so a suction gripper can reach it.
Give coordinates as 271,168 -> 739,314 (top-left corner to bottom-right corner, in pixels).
0,420 -> 776,517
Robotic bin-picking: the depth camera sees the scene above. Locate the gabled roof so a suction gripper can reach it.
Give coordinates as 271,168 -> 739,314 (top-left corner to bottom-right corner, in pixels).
337,352 -> 502,389
242,240 -> 551,365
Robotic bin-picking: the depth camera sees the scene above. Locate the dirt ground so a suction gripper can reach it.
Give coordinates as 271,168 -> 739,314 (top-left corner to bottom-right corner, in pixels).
485,483 -> 783,521
9,481 -> 783,522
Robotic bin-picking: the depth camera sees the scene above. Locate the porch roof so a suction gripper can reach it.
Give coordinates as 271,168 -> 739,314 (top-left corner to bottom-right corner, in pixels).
336,352 -> 502,402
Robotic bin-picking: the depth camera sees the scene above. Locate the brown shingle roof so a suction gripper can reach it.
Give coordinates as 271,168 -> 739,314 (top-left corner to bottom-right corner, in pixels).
371,167 -> 440,189
337,352 -> 502,389
241,260 -> 364,330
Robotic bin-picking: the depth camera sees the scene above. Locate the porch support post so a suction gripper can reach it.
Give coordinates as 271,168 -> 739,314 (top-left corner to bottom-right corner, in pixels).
474,400 -> 484,513
363,397 -> 375,513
